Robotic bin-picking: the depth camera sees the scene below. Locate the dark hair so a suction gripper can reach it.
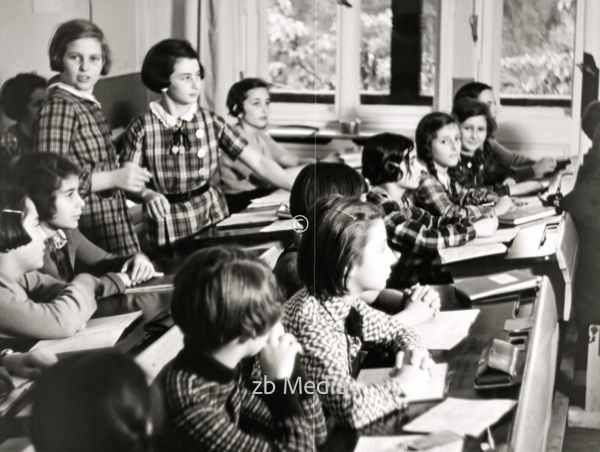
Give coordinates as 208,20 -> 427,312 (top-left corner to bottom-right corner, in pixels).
362,133 -> 415,185
14,153 -> 81,222
32,350 -> 154,452
0,183 -> 31,252
141,39 -> 204,93
171,246 -> 282,351
0,73 -> 47,122
49,19 -> 112,75
298,196 -> 383,297
452,98 -> 497,141
415,111 -> 459,179
226,77 -> 270,116
582,101 -> 600,140
289,162 -> 367,218
453,81 -> 492,105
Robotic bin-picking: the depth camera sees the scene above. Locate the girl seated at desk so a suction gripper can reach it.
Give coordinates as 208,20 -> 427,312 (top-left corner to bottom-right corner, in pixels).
15,153 -> 155,285
274,162 -> 440,324
453,81 -> 557,180
362,132 -> 497,287
411,112 -> 514,221
222,77 -> 312,213
0,184 -> 127,339
121,39 -> 292,253
283,196 -> 434,429
451,99 -> 549,197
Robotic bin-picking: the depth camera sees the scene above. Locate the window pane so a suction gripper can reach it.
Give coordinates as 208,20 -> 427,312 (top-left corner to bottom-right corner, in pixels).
268,0 -> 336,102
500,0 -> 576,100
360,0 -> 438,105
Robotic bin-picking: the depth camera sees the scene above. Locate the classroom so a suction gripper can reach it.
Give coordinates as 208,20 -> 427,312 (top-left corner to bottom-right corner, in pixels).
0,0 -> 598,451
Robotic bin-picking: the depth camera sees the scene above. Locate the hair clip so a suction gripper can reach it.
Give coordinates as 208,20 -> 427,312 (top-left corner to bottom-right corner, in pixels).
1,209 -> 23,215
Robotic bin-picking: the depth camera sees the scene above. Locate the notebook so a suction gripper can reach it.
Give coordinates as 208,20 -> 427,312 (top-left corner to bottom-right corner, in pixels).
438,243 -> 507,264
357,363 -> 448,403
413,310 -> 480,350
216,210 -> 278,229
498,205 -> 557,226
453,269 -> 539,302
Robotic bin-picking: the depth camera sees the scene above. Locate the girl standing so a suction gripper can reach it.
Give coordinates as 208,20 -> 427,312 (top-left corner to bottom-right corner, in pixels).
36,20 -> 151,255
122,39 -> 293,252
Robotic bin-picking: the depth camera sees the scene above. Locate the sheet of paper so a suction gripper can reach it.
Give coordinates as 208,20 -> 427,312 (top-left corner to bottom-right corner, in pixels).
403,397 -> 517,437
354,435 -> 463,452
247,189 -> 290,208
259,219 -> 293,232
413,310 -> 480,350
216,210 -> 278,228
438,243 -> 507,265
357,363 -> 448,403
470,227 -> 520,246
31,311 -> 142,355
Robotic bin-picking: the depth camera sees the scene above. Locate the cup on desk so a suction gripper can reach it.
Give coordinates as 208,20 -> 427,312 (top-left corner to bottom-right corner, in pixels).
339,119 -> 361,135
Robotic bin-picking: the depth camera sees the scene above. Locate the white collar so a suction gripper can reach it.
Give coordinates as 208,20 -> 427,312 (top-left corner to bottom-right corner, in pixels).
150,101 -> 198,128
437,171 -> 451,189
50,82 -> 101,106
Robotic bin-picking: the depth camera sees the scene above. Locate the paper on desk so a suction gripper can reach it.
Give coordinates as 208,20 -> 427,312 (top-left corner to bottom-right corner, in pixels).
470,227 -> 519,246
30,311 -> 142,355
438,243 -> 507,265
413,310 -> 480,350
247,189 -> 290,208
357,363 -> 448,403
403,397 -> 517,437
216,210 -> 278,228
354,435 -> 463,452
259,219 -> 293,232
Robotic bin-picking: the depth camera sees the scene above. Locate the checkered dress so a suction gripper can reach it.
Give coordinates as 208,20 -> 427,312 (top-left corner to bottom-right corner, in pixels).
283,288 -> 422,429
36,85 -> 140,255
121,104 -> 246,248
411,174 -> 494,222
160,351 -> 326,452
368,187 -> 476,287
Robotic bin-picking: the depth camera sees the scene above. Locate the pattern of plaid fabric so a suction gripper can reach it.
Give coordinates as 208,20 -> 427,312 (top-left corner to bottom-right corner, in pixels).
160,357 -> 326,451
283,288 -> 422,429
411,174 -> 494,222
121,108 -> 246,248
36,86 -> 139,255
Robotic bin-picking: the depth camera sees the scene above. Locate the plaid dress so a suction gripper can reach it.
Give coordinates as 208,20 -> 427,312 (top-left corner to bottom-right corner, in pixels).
36,84 -> 140,255
367,186 -> 476,287
121,102 -> 246,248
283,288 -> 422,429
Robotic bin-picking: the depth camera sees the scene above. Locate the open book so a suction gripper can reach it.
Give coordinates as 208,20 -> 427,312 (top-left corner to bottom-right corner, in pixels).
357,363 -> 448,403
30,311 -> 142,355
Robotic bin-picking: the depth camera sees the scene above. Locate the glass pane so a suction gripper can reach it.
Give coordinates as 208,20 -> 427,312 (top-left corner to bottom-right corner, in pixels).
500,0 -> 576,98
360,0 -> 438,103
268,0 -> 336,99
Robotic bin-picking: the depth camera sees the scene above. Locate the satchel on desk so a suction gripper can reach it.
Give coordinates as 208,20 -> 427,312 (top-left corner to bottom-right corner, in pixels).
474,339 -> 524,390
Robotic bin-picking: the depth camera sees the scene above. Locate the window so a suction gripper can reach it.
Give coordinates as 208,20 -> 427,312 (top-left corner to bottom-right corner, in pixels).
500,0 -> 576,107
360,0 -> 438,105
267,0 -> 439,106
267,0 -> 336,103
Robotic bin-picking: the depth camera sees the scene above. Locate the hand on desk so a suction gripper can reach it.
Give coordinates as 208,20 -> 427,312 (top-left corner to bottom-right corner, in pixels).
400,284 -> 440,325
4,349 -> 58,380
492,196 -> 515,216
473,217 -> 498,238
392,348 -> 435,393
121,253 -> 156,285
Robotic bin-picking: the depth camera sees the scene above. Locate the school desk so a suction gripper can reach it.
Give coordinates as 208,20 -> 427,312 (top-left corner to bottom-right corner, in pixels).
322,277 -> 561,452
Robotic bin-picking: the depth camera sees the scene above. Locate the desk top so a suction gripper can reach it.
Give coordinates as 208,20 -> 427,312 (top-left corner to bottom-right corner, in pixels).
322,279 -> 557,452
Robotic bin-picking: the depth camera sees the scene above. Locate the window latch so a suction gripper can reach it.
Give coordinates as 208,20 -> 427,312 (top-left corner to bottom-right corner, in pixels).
469,14 -> 479,43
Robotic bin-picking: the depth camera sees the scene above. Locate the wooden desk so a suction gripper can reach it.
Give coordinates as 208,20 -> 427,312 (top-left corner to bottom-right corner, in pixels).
322,277 -> 559,452
443,212 -> 578,321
